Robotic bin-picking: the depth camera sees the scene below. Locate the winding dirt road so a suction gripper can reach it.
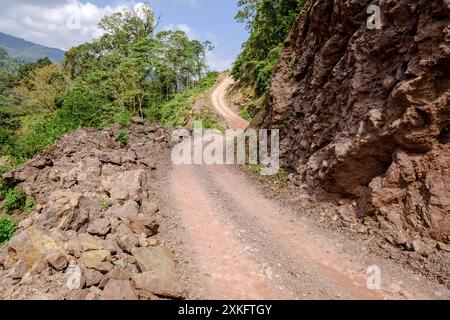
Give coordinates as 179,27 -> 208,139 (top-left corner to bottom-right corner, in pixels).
163,76 -> 448,300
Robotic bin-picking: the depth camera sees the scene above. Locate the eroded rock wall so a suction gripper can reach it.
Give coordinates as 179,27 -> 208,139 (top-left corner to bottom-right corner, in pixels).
264,0 -> 450,243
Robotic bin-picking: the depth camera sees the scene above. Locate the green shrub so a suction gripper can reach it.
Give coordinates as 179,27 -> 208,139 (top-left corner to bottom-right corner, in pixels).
239,106 -> 253,121
158,72 -> 220,127
3,188 -> 26,214
101,200 -> 110,211
117,131 -> 129,146
24,197 -> 36,213
0,216 -> 16,245
114,108 -> 133,127
0,164 -> 12,198
8,111 -> 76,164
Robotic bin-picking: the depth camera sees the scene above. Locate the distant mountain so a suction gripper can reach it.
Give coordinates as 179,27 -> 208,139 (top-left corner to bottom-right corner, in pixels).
0,32 -> 65,63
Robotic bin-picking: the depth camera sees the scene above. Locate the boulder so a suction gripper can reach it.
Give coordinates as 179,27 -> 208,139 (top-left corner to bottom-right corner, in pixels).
412,240 -> 433,257
78,233 -> 104,252
84,268 -> 104,287
99,268 -> 131,289
39,191 -> 83,230
100,279 -> 138,300
109,200 -> 139,221
81,250 -> 111,270
141,199 -> 159,215
91,262 -> 114,274
66,265 -> 85,290
76,158 -> 102,184
126,215 -> 159,237
9,260 -> 29,279
99,152 -> 122,165
115,224 -> 138,254
132,269 -> 186,299
65,289 -> 90,301
87,219 -> 111,237
132,247 -> 175,273
6,226 -> 65,270
121,151 -> 137,163
46,252 -> 68,271
30,259 -> 49,275
101,170 -> 145,202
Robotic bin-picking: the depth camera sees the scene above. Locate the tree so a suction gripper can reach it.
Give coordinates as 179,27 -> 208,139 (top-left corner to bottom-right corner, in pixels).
232,0 -> 307,94
14,64 -> 68,112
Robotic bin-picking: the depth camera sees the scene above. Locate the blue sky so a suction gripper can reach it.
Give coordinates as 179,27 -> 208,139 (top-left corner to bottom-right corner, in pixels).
0,0 -> 249,70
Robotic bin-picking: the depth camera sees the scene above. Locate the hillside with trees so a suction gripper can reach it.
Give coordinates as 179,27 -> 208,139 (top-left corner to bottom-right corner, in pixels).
0,32 -> 65,63
0,4 -> 213,164
232,0 -> 307,97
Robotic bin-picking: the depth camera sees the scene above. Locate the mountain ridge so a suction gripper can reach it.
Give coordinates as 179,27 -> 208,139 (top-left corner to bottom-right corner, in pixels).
0,32 -> 65,63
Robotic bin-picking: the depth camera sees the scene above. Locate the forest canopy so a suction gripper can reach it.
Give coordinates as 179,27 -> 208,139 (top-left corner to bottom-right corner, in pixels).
0,3 -> 213,163
232,0 -> 307,95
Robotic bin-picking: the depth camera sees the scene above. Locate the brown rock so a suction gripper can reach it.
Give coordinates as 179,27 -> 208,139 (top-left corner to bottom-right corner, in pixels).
91,262 -> 114,274
109,200 -> 140,221
132,247 -> 175,273
99,152 -> 122,165
39,191 -> 83,230
9,260 -> 29,279
115,224 -> 138,254
412,240 -> 433,257
100,280 -> 138,300
131,117 -> 144,125
141,199 -> 159,215
65,289 -> 90,301
46,252 -> 68,271
437,242 -> 450,253
87,219 -> 111,237
99,268 -> 131,289
6,226 -> 65,269
81,250 -> 111,269
102,234 -> 117,255
132,269 -> 186,299
84,268 -> 104,287
396,233 -> 408,246
101,170 -> 145,202
78,233 -> 104,252
126,215 -> 159,237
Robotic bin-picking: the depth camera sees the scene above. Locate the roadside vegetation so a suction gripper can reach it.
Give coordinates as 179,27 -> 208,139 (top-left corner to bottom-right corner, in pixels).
157,71 -> 223,130
0,164 -> 36,245
0,3 -> 213,166
231,0 -> 307,119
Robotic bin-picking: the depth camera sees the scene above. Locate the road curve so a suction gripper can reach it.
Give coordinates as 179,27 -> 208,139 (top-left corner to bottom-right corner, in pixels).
162,76 -> 448,300
211,76 -> 250,130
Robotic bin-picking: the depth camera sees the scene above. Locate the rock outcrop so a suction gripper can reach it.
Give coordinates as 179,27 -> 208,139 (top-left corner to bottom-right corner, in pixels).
0,124 -> 186,300
263,0 -> 450,245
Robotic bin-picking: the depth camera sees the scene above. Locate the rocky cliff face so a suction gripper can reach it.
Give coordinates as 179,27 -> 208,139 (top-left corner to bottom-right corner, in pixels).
264,0 -> 450,244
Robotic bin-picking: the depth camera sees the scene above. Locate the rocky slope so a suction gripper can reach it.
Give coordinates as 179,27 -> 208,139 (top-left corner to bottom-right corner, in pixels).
262,0 -> 450,249
0,122 -> 186,300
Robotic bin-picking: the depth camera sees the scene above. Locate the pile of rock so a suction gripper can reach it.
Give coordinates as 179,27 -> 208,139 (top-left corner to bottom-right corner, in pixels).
0,124 -> 185,300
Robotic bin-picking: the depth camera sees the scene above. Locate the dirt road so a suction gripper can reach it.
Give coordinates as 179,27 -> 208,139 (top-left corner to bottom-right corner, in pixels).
163,77 -> 449,300
211,76 -> 249,130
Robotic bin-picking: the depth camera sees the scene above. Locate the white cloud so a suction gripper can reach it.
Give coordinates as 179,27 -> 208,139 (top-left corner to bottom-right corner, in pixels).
206,51 -> 233,72
164,23 -> 196,39
0,0 -> 234,71
0,0 -> 145,50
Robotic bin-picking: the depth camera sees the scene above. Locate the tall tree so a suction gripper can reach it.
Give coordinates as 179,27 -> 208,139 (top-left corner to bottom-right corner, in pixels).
232,0 -> 307,94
